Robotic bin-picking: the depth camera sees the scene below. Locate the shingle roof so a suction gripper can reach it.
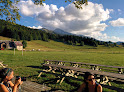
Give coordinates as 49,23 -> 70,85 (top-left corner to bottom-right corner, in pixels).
14,41 -> 23,46
0,40 -> 10,44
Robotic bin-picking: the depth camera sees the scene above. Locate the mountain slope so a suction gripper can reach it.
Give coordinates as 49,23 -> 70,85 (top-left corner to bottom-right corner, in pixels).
53,28 -> 73,35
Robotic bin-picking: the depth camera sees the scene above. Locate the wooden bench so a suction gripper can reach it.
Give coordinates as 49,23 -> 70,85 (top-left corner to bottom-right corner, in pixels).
0,61 -> 8,68
70,62 -> 124,74
44,60 -> 124,74
44,60 -> 70,66
21,81 -> 51,92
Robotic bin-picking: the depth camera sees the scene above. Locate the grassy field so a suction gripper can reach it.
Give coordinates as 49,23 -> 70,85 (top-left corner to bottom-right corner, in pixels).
0,36 -> 124,91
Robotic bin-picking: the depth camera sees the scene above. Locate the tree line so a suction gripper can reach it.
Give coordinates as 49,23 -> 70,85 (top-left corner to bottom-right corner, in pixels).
0,19 -> 118,47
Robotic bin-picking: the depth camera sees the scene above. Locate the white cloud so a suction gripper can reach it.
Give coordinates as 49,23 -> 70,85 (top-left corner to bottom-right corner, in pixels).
109,18 -> 124,27
118,9 -> 121,12
18,0 -> 51,16
117,9 -> 122,14
28,26 -> 43,29
96,33 -> 120,42
18,0 -> 121,42
108,9 -> 114,12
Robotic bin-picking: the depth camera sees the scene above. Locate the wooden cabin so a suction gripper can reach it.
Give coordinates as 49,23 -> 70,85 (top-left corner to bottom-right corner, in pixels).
0,40 -> 23,50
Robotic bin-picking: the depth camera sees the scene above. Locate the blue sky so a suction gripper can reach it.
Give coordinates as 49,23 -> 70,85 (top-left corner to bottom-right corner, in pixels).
3,0 -> 124,42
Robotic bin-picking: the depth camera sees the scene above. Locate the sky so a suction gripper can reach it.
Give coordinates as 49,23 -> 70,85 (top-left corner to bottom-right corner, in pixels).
5,0 -> 124,42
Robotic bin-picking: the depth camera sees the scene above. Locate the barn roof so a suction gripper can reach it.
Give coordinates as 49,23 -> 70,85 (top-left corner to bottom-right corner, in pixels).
14,41 -> 23,46
0,40 -> 10,44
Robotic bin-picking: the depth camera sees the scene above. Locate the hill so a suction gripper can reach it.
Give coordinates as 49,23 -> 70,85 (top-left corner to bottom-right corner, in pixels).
1,36 -> 123,52
53,28 -> 73,35
0,19 -> 122,48
116,41 -> 123,45
0,19 -> 103,47
0,36 -> 11,40
0,36 -> 95,51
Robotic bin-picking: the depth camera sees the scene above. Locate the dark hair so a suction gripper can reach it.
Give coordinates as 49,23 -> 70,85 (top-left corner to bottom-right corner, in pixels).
84,72 -> 94,83
0,68 -> 13,82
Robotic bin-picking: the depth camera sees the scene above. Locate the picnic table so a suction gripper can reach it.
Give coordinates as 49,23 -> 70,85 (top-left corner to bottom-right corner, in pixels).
39,60 -> 124,91
44,60 -> 124,74
39,63 -> 124,85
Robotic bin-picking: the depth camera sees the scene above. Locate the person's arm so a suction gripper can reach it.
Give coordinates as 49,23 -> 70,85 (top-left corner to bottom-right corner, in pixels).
13,78 -> 23,92
77,83 -> 86,92
97,84 -> 102,92
0,82 -> 20,92
0,84 -> 9,92
12,85 -> 18,92
8,81 -> 18,92
8,81 -> 14,88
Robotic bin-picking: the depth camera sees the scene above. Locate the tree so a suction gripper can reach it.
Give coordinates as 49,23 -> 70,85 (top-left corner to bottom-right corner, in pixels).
28,35 -> 33,41
113,43 -> 117,47
80,41 -> 84,46
33,32 -> 38,40
104,42 -> 109,47
0,0 -> 88,23
16,35 -> 20,41
65,0 -> 88,9
93,41 -> 98,47
122,43 -> 124,47
0,0 -> 20,23
42,33 -> 49,41
22,40 -> 27,48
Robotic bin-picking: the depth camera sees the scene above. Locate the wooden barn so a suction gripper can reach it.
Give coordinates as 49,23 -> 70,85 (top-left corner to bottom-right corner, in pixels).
0,40 -> 23,50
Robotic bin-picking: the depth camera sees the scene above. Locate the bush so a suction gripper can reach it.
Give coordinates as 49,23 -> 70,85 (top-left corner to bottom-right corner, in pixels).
22,40 -> 27,48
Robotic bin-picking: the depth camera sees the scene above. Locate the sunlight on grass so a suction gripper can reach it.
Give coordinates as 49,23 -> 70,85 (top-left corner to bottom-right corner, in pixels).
0,36 -> 124,92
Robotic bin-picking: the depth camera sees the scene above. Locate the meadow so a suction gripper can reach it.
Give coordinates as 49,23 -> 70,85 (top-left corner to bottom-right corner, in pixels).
0,39 -> 124,91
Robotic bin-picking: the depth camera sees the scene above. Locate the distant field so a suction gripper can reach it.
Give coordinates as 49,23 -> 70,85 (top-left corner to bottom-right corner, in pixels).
0,36 -> 12,40
0,36 -> 124,91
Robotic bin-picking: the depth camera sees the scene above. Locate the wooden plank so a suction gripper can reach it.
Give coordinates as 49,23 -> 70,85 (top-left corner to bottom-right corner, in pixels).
0,61 -> 7,68
44,60 -> 124,69
71,62 -> 124,69
21,81 -> 51,92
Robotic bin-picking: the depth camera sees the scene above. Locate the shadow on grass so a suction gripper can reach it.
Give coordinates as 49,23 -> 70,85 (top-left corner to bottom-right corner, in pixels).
27,65 -> 43,69
26,66 -> 124,92
64,78 -> 80,92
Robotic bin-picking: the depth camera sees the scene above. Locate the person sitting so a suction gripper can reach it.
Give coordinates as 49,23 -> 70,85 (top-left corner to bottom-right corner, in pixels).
77,72 -> 102,92
0,68 -> 23,92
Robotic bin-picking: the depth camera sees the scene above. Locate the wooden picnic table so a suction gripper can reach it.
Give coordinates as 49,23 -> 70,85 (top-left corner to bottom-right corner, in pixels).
0,61 -> 8,68
38,63 -> 124,86
44,60 -> 124,74
41,64 -> 123,84
38,63 -> 124,91
43,64 -> 124,80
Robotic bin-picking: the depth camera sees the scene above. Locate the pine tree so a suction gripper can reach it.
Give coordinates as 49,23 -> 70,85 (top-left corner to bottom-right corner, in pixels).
80,41 -> 84,46
22,40 -> 27,48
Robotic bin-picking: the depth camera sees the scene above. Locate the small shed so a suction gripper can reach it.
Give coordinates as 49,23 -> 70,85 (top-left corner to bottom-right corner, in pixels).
14,41 -> 23,50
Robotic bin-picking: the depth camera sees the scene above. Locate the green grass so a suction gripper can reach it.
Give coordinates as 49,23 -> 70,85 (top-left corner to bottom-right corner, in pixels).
0,36 -> 124,91
0,36 -> 12,40
0,50 -> 124,91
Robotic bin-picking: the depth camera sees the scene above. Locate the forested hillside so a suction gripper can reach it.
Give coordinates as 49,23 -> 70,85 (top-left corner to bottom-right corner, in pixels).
0,19 -> 104,47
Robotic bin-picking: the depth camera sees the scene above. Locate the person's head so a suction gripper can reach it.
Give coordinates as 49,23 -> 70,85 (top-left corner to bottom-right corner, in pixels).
0,68 -> 14,82
84,72 -> 95,85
